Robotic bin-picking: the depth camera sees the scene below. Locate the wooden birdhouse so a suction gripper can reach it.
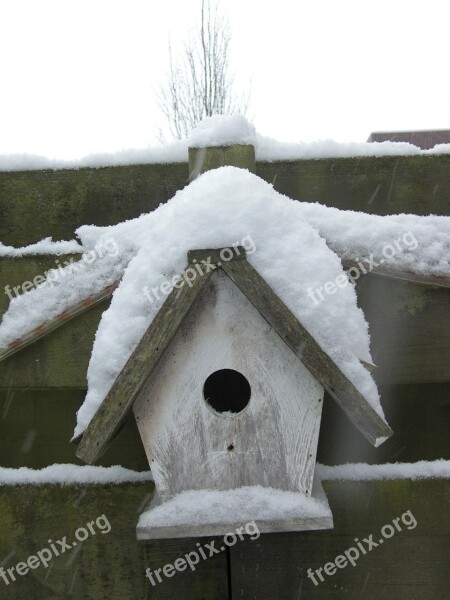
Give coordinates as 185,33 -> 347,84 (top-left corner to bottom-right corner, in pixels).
76,246 -> 392,539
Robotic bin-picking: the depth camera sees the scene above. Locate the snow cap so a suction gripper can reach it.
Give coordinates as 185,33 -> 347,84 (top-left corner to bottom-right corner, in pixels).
188,114 -> 256,148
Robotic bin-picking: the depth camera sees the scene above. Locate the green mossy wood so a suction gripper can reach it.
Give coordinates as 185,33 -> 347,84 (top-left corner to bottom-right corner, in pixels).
257,154 -> 450,216
1,154 -> 449,248
0,480 -> 448,599
0,163 -> 188,247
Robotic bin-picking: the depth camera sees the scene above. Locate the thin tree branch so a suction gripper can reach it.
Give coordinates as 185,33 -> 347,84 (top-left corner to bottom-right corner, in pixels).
158,0 -> 250,139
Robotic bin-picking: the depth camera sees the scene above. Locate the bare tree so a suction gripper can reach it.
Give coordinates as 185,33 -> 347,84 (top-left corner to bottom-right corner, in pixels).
159,0 -> 248,140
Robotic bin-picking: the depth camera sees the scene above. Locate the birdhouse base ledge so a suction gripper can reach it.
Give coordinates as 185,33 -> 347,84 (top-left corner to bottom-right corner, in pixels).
136,478 -> 333,540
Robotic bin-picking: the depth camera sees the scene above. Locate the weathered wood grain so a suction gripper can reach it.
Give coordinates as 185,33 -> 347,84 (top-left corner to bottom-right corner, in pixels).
76,264 -> 214,464
138,514 -> 333,540
221,259 -> 392,446
133,271 -> 324,502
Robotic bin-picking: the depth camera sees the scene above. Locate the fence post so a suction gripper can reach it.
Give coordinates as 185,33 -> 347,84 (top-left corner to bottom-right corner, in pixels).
188,143 -> 256,181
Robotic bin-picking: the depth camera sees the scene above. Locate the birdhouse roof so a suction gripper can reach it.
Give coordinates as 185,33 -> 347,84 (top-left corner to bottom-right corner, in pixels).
6,167 -> 449,460
75,245 -> 392,464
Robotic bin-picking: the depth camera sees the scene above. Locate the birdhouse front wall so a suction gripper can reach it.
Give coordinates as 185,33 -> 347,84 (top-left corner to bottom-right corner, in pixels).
133,270 -> 324,501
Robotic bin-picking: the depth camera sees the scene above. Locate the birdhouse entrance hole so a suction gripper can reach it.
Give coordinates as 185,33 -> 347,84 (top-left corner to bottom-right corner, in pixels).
203,369 -> 251,414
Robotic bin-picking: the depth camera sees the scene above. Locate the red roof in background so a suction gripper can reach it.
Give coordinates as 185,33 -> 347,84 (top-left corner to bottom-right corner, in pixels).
368,130 -> 450,150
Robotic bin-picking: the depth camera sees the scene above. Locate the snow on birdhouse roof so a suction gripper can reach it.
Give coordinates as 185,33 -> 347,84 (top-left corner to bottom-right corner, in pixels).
1,166 -> 449,443
59,168 -> 381,436
75,246 -> 392,463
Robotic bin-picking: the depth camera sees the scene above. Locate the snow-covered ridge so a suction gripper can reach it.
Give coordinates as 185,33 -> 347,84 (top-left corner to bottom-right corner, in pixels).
0,464 -> 153,485
2,115 -> 450,172
0,140 -> 188,173
0,237 -> 82,257
256,137 -> 450,162
317,460 -> 450,481
1,460 -> 446,486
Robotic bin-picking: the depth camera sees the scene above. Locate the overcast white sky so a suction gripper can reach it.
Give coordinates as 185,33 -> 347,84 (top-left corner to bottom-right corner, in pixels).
1,0 -> 449,159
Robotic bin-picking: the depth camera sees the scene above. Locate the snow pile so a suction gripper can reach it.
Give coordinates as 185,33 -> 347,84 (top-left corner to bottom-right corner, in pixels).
1,167 -> 449,439
138,485 -> 331,528
318,459 -> 450,481
0,237 -> 82,257
1,168 -> 382,436
298,204 -> 450,278
0,464 -> 153,486
68,167 -> 382,436
188,114 -> 256,148
0,249 -> 129,346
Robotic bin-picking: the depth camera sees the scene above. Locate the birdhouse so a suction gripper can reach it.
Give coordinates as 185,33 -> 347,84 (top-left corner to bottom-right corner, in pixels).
76,246 -> 392,539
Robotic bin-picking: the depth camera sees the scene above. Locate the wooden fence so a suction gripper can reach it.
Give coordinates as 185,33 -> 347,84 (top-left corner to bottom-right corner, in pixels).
0,147 -> 449,598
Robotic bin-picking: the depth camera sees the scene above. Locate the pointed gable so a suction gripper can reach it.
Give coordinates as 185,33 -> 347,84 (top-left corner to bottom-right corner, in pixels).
75,248 -> 392,465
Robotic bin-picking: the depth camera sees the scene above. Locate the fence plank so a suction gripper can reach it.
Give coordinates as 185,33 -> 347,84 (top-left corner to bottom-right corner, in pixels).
230,479 -> 450,600
257,154 -> 450,216
0,484 -> 229,600
0,163 -> 188,247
